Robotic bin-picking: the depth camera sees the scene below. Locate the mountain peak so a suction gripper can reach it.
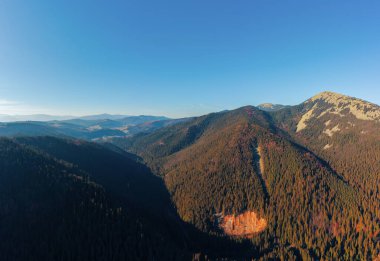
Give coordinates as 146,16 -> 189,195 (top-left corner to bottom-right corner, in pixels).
257,103 -> 287,112
307,91 -> 380,121
296,91 -> 380,132
310,91 -> 353,103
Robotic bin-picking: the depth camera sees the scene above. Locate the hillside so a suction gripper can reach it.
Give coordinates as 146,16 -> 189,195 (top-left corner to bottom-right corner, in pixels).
271,92 -> 380,201
270,92 -> 380,249
0,137 -> 189,261
114,104 -> 377,260
0,121 -> 126,140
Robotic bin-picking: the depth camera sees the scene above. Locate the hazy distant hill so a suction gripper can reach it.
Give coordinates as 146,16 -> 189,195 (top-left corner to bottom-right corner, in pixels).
0,115 -> 178,141
0,113 -> 167,123
257,103 -> 288,111
0,121 -> 126,140
76,113 -> 129,121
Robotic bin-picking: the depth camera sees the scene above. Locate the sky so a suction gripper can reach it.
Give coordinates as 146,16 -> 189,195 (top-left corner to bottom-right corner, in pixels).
0,0 -> 380,117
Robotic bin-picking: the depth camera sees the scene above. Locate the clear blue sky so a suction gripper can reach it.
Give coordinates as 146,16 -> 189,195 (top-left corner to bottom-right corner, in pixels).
1,0 -> 380,117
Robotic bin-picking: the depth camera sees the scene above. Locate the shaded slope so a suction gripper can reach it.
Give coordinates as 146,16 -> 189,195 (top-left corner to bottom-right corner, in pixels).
0,121 -> 126,140
0,137 -> 189,261
15,136 -> 173,217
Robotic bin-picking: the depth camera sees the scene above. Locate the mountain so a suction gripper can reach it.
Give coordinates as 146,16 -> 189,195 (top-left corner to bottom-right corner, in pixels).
113,100 -> 379,260
270,91 -> 380,200
257,103 -> 288,112
61,118 -> 123,128
0,136 -> 189,261
115,117 -> 193,137
269,91 -> 380,252
113,92 -> 380,260
118,115 -> 171,125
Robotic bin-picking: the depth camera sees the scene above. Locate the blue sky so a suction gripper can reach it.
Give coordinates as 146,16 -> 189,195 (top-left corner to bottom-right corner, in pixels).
0,0 -> 380,117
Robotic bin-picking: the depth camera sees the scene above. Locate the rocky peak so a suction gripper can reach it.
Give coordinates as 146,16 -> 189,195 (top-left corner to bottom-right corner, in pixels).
308,91 -> 380,121
257,103 -> 287,112
296,91 -> 380,132
310,91 -> 347,102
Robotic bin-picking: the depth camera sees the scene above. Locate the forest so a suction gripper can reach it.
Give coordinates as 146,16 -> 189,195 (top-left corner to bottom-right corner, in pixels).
118,105 -> 379,260
1,97 -> 379,260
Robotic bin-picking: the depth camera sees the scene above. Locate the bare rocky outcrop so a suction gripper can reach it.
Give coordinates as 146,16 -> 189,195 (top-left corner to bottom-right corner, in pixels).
219,211 -> 267,237
254,145 -> 269,201
323,124 -> 340,137
311,91 -> 380,121
296,91 -> 380,133
296,103 -> 320,132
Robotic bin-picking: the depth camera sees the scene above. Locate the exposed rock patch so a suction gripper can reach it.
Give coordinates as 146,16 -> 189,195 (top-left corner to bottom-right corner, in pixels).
296,104 -> 318,132
323,125 -> 340,137
297,91 -> 380,133
254,145 -> 269,201
219,211 -> 267,237
257,146 -> 265,177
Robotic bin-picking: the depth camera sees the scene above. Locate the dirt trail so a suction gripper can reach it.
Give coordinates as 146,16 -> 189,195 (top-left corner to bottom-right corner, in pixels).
253,145 -> 270,202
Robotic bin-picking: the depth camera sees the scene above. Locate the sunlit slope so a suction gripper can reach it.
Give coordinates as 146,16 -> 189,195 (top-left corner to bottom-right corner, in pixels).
270,91 -> 380,246
119,106 -> 373,259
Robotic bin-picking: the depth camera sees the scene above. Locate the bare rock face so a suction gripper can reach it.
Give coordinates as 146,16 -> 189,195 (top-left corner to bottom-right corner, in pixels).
219,211 -> 267,237
296,91 -> 380,132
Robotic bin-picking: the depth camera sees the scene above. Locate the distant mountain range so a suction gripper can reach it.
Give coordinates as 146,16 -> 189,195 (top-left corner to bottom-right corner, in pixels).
0,115 -> 185,141
76,113 -> 130,121
0,113 -> 162,122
